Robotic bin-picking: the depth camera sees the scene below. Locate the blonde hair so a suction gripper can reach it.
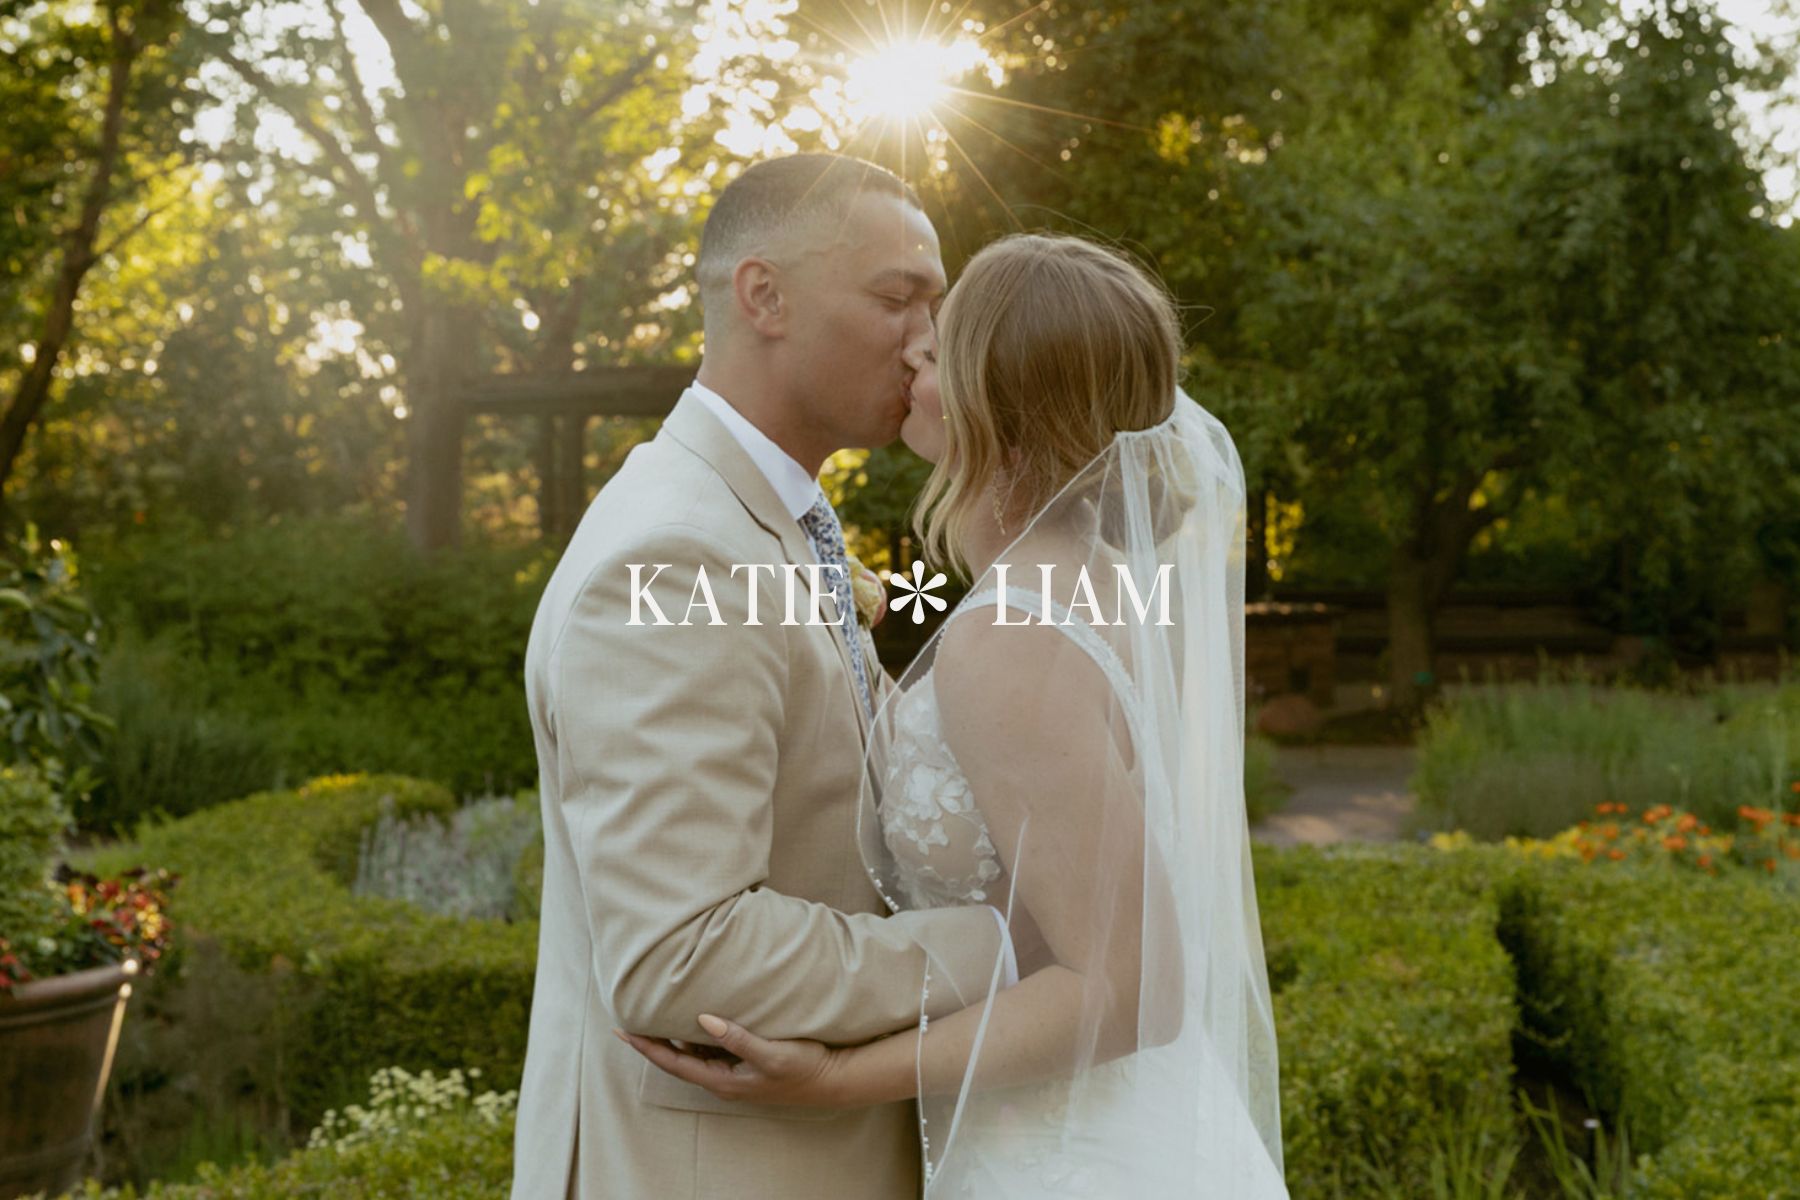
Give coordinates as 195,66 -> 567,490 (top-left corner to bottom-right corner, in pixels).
916,233 -> 1182,574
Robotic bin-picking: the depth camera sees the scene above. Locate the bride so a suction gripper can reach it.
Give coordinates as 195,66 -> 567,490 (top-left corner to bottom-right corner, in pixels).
625,232 -> 1289,1197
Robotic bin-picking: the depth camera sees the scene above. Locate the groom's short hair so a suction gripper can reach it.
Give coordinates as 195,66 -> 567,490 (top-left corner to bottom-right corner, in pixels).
697,154 -> 922,308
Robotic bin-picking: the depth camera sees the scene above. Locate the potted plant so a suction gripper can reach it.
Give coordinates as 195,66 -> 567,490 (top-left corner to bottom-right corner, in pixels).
0,525 -> 167,1198
0,763 -> 177,1200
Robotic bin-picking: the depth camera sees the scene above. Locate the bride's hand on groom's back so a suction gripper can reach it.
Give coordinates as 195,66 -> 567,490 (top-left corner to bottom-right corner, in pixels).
616,1014 -> 849,1107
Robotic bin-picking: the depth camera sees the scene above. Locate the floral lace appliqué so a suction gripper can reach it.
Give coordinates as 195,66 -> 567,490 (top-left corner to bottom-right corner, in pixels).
877,667 -> 1004,910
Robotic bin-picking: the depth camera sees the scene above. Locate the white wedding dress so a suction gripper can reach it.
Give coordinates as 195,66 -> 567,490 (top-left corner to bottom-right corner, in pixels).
872,585 -> 1291,1199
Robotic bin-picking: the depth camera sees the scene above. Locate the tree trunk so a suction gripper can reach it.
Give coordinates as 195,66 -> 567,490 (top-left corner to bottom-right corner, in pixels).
0,5 -> 137,515
1384,470 -> 1508,717
404,307 -> 465,552
1386,552 -> 1439,716
1246,489 -> 1271,601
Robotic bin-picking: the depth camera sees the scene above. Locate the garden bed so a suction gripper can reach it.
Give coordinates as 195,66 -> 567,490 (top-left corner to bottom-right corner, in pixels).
65,779 -> 1800,1198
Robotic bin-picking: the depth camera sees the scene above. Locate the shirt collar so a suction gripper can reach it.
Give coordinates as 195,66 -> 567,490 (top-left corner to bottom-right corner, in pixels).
686,380 -> 823,522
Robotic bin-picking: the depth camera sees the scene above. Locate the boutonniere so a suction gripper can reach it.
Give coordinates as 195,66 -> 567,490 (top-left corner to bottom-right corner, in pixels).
845,554 -> 887,630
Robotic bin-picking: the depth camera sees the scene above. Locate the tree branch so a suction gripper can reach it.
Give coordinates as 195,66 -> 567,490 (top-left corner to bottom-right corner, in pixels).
92,191 -> 185,260
0,2 -> 139,498
349,0 -> 427,69
327,0 -> 407,200
571,50 -> 661,128
213,44 -> 421,276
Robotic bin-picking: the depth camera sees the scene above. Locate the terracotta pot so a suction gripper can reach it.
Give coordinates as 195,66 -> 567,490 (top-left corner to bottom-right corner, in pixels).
0,958 -> 139,1200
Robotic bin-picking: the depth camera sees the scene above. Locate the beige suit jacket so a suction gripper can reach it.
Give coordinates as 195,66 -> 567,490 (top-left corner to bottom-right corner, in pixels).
509,392 -> 1005,1200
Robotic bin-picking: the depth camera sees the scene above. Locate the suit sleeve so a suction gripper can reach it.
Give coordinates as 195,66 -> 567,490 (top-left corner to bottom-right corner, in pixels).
553,524 -> 1003,1044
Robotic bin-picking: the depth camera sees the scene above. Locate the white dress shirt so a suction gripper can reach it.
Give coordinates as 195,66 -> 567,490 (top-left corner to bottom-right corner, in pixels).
688,381 -> 823,525
683,378 -> 1019,989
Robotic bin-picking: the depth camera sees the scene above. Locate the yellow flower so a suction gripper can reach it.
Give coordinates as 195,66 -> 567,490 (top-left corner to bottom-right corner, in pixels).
845,555 -> 887,628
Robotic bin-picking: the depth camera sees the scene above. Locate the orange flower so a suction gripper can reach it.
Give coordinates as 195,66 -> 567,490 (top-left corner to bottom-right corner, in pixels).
1783,813 -> 1800,828
1676,814 -> 1698,834
1607,848 -> 1627,861
1697,854 -> 1713,869
1662,835 -> 1688,852
1765,859 -> 1778,873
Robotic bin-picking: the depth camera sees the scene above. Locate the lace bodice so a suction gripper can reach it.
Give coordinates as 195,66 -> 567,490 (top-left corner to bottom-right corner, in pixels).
875,586 -> 1143,914
877,660 -> 1005,910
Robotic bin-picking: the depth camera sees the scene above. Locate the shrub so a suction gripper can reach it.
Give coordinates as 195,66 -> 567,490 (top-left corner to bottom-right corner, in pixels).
1254,842 -> 1522,1198
0,763 -> 69,957
81,517 -> 549,832
1411,677 -> 1800,839
352,793 -> 542,921
87,634 -> 281,834
1244,733 -> 1289,824
0,527 -> 111,806
1496,861 -> 1800,1199
53,1065 -> 517,1200
77,775 -> 538,1146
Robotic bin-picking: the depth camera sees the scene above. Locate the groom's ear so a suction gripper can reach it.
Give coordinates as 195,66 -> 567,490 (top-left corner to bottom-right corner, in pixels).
732,257 -> 788,339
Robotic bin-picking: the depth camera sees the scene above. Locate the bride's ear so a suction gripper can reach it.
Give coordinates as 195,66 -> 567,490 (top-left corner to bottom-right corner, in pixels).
732,257 -> 787,337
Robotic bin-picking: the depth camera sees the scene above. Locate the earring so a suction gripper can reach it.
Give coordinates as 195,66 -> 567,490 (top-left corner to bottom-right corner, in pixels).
992,487 -> 1008,537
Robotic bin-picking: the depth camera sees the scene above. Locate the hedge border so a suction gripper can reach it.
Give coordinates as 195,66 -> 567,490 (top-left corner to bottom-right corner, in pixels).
78,781 -> 1800,1197
81,775 -> 538,1124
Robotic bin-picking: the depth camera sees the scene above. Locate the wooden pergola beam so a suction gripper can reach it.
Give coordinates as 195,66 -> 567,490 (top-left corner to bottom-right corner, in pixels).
454,365 -> 695,418
451,365 -> 696,541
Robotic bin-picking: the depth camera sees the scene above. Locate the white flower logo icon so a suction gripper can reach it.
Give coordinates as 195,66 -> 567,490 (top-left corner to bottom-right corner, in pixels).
885,559 -> 948,624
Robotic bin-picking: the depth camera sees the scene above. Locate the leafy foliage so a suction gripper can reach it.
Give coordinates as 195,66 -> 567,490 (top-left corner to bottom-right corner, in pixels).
1258,842 -> 1521,1198
0,762 -> 69,954
0,528 -> 112,803
1497,859 -> 1800,1197
81,517 -> 548,832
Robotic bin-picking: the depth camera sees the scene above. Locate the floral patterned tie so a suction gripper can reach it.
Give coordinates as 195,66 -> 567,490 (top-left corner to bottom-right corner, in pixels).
797,493 -> 873,719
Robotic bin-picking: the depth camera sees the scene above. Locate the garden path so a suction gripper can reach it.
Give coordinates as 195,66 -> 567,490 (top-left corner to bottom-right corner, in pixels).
1251,745 -> 1419,846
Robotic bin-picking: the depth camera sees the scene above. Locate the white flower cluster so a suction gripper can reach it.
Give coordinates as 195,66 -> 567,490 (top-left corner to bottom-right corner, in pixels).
306,1065 -> 520,1153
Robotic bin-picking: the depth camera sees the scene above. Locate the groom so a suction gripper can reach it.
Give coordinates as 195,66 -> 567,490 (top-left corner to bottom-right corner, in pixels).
511,154 -> 1013,1200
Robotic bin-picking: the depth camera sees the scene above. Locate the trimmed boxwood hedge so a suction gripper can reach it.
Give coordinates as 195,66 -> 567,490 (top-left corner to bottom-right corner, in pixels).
1254,842 -> 1521,1197
80,775 -> 538,1125
55,1104 -> 514,1200
75,778 -> 1800,1197
1497,860 -> 1800,1199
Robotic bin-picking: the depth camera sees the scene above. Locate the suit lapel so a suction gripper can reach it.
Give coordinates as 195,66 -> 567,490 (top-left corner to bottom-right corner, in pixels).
661,391 -> 874,742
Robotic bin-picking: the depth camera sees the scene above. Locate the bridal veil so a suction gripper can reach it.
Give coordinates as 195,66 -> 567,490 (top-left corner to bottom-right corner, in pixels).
856,388 -> 1286,1196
